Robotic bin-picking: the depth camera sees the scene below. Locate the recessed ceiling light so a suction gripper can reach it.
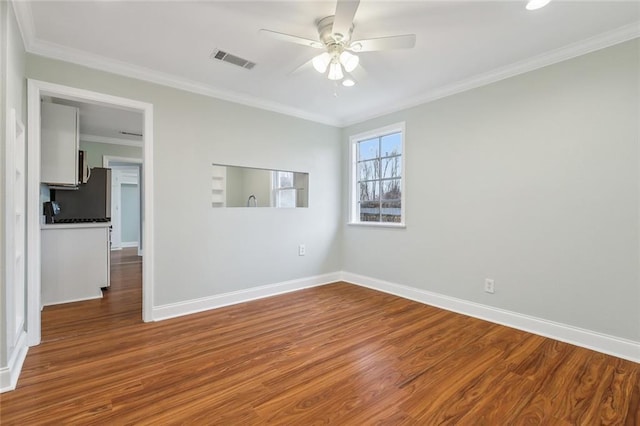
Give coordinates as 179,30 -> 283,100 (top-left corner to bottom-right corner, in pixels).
526,0 -> 551,11
342,79 -> 355,87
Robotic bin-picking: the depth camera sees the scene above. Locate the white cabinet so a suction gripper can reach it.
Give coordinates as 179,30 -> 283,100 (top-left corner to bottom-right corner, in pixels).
41,225 -> 110,306
41,102 -> 79,186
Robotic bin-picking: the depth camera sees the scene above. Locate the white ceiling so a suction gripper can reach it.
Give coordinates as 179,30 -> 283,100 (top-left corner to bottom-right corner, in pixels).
45,97 -> 144,146
14,1 -> 640,127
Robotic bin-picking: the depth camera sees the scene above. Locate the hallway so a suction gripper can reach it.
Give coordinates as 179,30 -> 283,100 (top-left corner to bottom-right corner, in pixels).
40,247 -> 142,343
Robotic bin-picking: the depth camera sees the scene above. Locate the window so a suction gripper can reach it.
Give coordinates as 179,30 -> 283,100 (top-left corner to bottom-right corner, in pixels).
350,123 -> 405,226
273,170 -> 296,208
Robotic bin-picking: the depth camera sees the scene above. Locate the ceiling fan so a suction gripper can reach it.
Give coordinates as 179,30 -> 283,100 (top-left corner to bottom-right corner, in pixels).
260,0 -> 416,86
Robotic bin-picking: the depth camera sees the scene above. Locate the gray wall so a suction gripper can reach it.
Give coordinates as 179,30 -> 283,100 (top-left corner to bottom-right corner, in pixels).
79,140 -> 142,168
12,16 -> 637,355
121,184 -> 140,243
342,39 -> 640,342
0,1 -> 27,368
27,54 -> 343,306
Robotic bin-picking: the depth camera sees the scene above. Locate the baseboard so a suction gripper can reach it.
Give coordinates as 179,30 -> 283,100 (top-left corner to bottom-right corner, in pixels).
120,241 -> 139,248
42,293 -> 102,307
0,331 -> 29,393
153,272 -> 342,321
341,272 -> 640,363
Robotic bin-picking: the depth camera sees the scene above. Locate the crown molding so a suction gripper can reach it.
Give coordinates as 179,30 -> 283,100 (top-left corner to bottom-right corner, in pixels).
26,38 -> 341,127
12,0 -> 638,129
339,22 -> 640,127
80,134 -> 143,148
10,1 -> 35,51
12,12 -> 340,129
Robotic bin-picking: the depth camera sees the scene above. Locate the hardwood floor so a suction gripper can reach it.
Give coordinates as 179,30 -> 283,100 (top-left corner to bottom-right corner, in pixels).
1,254 -> 638,424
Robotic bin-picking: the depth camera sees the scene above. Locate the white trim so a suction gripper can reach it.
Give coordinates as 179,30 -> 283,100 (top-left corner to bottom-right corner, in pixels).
26,79 -> 155,348
80,133 -> 143,148
102,155 -> 143,168
341,272 -> 640,363
42,294 -> 103,307
153,272 -> 341,321
341,24 -> 640,126
142,107 -> 154,322
26,80 -> 42,346
4,109 -> 16,351
11,0 -> 638,128
120,241 -> 139,248
349,122 -> 406,226
347,222 -> 406,229
3,106 -> 28,394
10,16 -> 338,127
0,331 -> 28,393
10,0 -> 35,51
103,156 -> 143,262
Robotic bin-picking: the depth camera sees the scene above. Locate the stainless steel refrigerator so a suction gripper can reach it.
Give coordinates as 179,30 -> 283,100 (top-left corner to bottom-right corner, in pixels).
53,167 -> 112,220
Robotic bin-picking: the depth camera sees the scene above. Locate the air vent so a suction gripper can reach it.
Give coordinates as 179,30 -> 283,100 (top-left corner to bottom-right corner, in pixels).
119,131 -> 143,137
210,49 -> 256,70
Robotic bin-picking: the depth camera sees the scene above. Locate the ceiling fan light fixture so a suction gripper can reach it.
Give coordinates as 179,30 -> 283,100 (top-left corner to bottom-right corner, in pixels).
312,52 -> 332,73
342,79 -> 355,87
526,0 -> 551,10
339,51 -> 359,73
350,42 -> 363,52
327,62 -> 344,80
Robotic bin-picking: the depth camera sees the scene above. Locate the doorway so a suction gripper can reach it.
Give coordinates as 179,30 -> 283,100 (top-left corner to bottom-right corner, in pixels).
103,157 -> 143,256
26,79 -> 154,347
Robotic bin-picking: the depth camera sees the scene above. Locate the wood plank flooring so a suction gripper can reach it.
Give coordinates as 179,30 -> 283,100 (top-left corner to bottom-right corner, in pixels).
1,251 -> 638,424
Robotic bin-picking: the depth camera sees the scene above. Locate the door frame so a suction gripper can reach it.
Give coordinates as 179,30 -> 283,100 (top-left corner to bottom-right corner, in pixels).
1,108 -> 28,391
26,79 -> 155,346
103,156 -> 143,255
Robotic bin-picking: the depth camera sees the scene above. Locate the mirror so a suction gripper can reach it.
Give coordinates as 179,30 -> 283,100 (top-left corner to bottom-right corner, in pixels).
212,164 -> 309,208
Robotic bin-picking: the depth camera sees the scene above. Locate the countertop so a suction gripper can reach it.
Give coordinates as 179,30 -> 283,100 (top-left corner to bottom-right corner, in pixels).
41,222 -> 111,230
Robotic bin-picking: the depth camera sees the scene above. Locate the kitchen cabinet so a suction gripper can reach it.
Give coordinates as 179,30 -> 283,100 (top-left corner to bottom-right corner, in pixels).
41,102 -> 79,186
41,224 -> 110,306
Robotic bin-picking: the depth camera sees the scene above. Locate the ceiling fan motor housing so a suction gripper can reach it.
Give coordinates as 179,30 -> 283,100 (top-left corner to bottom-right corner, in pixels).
317,16 -> 353,46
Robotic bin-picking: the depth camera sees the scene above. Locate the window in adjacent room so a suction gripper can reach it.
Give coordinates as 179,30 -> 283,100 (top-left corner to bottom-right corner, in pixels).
273,170 -> 296,208
349,122 -> 405,226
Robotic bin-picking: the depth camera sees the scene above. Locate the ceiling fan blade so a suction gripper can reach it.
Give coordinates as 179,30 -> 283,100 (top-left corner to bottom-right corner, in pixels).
332,0 -> 360,41
288,57 -> 315,76
259,29 -> 323,48
350,34 -> 416,52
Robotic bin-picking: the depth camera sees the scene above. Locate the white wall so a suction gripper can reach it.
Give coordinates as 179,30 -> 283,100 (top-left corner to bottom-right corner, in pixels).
1,0 -> 27,371
342,39 -> 640,343
26,54 -> 343,307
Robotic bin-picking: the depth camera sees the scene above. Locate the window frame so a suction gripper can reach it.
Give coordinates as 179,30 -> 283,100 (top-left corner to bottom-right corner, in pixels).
349,122 -> 406,228
272,170 -> 297,208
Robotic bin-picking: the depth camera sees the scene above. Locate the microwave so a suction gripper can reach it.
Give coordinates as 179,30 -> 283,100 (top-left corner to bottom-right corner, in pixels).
78,150 -> 90,184
47,150 -> 90,189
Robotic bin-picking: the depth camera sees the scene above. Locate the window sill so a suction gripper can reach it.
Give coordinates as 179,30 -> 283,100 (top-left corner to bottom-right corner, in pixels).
347,222 -> 406,229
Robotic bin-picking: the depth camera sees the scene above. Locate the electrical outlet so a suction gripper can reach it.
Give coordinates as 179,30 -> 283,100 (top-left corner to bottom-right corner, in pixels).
298,244 -> 306,256
484,278 -> 495,294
